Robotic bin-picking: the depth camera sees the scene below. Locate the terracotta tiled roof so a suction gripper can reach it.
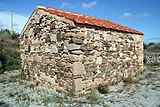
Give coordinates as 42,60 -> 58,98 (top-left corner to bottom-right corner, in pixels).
37,6 -> 143,35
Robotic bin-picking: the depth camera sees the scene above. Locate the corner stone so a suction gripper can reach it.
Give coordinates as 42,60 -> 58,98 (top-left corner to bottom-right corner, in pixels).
74,78 -> 82,91
72,62 -> 85,75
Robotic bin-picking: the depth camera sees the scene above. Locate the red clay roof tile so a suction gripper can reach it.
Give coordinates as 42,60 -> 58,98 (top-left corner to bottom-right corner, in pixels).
37,6 -> 143,35
66,13 -> 78,21
86,16 -> 94,25
75,15 -> 86,23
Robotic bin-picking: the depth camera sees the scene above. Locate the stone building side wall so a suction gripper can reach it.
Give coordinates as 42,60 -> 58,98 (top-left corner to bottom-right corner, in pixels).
20,9 -> 143,93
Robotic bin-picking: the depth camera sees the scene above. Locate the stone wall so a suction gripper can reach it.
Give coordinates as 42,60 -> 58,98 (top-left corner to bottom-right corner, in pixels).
20,9 -> 143,95
145,52 -> 160,64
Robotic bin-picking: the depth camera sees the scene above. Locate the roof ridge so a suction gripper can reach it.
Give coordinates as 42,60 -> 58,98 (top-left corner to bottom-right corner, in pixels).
36,6 -> 143,35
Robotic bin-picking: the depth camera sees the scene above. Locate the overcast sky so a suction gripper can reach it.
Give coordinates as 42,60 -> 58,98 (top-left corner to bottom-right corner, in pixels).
0,0 -> 160,43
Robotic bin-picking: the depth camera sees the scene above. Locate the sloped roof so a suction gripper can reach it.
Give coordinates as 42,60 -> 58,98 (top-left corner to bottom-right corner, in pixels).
36,6 -> 143,35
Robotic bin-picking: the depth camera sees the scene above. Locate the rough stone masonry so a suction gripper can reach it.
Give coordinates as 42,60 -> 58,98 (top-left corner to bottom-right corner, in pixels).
20,6 -> 144,95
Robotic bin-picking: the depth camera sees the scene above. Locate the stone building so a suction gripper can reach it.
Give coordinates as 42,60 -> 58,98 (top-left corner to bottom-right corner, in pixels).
20,6 -> 144,94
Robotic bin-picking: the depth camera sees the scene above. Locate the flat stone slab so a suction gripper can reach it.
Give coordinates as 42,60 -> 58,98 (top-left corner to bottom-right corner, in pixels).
74,78 -> 82,91
72,62 -> 85,75
66,44 -> 80,51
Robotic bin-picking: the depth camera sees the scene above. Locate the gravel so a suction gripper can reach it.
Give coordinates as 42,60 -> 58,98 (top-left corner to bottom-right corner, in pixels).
0,66 -> 160,107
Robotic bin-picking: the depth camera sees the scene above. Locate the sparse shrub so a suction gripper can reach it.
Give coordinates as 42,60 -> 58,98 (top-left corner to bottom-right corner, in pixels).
123,77 -> 139,84
10,33 -> 19,39
29,83 -> 35,89
146,43 -> 160,53
0,61 -> 2,71
143,57 -> 147,64
17,93 -> 29,101
145,72 -> 156,79
21,94 -> 29,101
0,29 -> 21,71
143,43 -> 147,49
86,89 -> 99,104
8,92 -> 15,97
53,93 -> 65,107
97,83 -> 109,94
0,79 -> 7,83
123,77 -> 132,84
0,48 -> 21,71
9,77 -> 17,82
56,89 -> 65,94
148,61 -> 160,67
42,96 -> 52,106
65,85 -> 74,97
20,69 -> 27,80
18,80 -> 24,85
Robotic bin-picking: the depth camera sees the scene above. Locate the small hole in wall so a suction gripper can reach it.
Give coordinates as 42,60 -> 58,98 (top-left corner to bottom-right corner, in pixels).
34,33 -> 37,37
69,39 -> 73,44
25,45 -> 31,52
34,48 -> 36,51
57,31 -> 62,41
28,45 -> 31,52
126,61 -> 131,67
50,22 -> 56,30
37,73 -> 40,77
25,36 -> 28,39
68,25 -> 75,30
